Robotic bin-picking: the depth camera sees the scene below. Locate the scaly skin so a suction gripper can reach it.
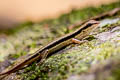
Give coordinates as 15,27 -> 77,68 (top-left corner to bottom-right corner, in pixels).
0,20 -> 99,76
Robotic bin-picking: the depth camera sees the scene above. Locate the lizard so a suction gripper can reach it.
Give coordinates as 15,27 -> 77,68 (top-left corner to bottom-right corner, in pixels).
0,20 -> 99,76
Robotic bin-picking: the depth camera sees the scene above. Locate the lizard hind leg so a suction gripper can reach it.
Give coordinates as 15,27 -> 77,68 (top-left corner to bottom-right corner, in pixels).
37,49 -> 49,65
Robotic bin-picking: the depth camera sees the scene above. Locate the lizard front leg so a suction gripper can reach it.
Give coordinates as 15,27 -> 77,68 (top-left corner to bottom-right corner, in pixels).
71,38 -> 88,44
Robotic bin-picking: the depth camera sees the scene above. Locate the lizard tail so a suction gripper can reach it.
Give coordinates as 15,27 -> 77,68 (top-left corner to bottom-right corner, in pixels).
0,72 -> 8,79
0,71 -> 9,76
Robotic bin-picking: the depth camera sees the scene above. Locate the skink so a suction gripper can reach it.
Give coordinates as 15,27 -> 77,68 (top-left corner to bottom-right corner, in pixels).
0,20 -> 99,76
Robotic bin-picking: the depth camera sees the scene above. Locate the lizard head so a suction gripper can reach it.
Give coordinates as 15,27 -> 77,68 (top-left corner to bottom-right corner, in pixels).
84,20 -> 100,30
87,20 -> 99,25
79,20 -> 100,36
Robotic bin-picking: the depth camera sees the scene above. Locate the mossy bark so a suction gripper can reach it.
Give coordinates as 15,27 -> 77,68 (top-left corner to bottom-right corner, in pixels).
0,1 -> 120,80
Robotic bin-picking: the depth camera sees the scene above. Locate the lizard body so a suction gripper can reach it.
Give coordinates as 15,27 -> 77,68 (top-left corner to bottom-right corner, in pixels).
0,20 -> 99,75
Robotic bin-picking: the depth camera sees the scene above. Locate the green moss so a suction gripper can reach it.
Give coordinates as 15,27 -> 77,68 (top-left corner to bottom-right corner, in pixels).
111,67 -> 120,80
10,51 -> 27,59
0,1 -> 120,80
0,21 -> 33,35
20,19 -> 120,80
0,1 -> 120,35
20,38 -> 120,80
99,20 -> 120,32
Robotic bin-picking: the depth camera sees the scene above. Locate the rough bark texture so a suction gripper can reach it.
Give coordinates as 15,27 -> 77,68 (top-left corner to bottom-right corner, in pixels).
0,1 -> 120,80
